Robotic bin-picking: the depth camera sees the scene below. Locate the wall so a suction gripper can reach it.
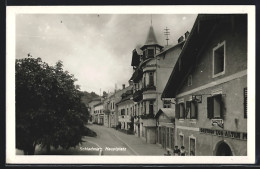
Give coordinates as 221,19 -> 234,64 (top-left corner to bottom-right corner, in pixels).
174,17 -> 247,156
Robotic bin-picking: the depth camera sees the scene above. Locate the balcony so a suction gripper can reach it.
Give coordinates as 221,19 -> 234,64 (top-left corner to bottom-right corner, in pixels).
142,84 -> 156,92
133,90 -> 143,102
130,68 -> 143,83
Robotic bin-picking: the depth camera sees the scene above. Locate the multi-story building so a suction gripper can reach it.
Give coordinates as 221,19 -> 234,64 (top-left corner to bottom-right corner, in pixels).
130,25 -> 185,144
94,102 -> 104,125
116,85 -> 134,131
153,36 -> 187,152
88,97 -> 101,123
162,14 -> 247,156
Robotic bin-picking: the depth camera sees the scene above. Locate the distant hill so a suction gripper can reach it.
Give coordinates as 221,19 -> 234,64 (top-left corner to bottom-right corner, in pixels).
81,91 -> 99,106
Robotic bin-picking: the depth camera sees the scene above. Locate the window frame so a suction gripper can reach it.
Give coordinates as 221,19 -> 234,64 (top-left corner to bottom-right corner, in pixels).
207,93 -> 224,119
189,135 -> 196,156
179,133 -> 184,147
212,41 -> 226,78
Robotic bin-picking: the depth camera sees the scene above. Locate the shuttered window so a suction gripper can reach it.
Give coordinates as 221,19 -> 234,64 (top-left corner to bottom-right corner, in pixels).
244,87 -> 247,118
186,101 -> 198,119
207,94 -> 223,119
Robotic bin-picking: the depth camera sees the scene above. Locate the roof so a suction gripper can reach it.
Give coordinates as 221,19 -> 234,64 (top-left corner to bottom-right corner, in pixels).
155,41 -> 185,57
141,26 -> 163,49
155,108 -> 175,119
88,97 -> 101,103
162,14 -> 246,98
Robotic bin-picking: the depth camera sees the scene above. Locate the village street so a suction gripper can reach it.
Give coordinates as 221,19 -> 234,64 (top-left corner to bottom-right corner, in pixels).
16,124 -> 167,156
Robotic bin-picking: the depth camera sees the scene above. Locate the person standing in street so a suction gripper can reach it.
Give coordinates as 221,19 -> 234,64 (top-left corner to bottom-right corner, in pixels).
180,146 -> 186,156
173,146 -> 180,156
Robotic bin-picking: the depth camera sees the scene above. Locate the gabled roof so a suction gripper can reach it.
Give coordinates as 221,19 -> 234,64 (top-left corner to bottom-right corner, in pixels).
162,14 -> 246,98
155,108 -> 175,119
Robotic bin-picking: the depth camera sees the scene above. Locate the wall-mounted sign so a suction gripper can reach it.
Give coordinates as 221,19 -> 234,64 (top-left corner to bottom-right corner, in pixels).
199,128 -> 247,141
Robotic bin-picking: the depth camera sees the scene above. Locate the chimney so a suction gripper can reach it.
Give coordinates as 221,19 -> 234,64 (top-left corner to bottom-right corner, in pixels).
122,84 -> 125,89
185,31 -> 190,40
178,36 -> 184,43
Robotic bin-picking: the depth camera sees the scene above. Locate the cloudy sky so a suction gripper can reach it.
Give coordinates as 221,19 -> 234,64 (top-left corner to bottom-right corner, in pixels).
16,14 -> 197,94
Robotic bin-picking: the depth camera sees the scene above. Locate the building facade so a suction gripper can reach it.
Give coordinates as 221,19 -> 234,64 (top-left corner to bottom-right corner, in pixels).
162,14 -> 247,156
94,102 -> 104,125
88,98 -> 101,123
116,86 -> 134,131
130,25 -> 185,144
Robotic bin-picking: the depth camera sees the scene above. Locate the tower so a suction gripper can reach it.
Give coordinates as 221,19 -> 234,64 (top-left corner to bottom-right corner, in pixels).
140,26 -> 163,60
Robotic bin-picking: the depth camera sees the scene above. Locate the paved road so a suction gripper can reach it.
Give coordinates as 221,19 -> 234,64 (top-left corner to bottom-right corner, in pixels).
17,124 -> 166,156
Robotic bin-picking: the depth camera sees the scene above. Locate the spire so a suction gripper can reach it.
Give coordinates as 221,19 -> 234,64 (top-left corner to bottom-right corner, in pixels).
144,26 -> 158,45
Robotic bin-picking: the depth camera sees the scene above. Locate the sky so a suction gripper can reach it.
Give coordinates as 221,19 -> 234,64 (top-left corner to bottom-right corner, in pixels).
16,14 -> 197,95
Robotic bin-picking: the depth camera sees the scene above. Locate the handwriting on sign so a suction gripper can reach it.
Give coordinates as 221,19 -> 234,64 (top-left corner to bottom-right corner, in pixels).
199,128 -> 247,140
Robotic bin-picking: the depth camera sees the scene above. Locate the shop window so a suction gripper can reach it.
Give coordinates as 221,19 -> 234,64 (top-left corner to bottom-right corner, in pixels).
186,101 -> 198,119
189,138 -> 196,156
188,75 -> 192,86
170,128 -> 174,149
163,100 -> 171,108
213,41 -> 225,77
176,103 -> 185,119
207,94 -> 223,119
149,72 -> 154,86
166,128 -> 170,148
244,87 -> 247,118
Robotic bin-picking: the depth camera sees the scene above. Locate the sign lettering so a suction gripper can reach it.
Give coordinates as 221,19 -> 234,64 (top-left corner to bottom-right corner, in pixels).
200,128 -> 247,140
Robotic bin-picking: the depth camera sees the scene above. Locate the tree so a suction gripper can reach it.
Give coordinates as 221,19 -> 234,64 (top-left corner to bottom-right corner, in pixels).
16,56 -> 89,155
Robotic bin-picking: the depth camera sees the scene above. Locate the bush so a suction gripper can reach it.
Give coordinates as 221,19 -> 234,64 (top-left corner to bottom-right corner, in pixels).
83,127 -> 97,137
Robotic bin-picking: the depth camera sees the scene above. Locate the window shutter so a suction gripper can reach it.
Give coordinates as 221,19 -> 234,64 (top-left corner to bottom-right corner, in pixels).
244,88 -> 247,118
215,94 -> 224,119
176,104 -> 180,119
207,97 -> 213,119
186,101 -> 191,119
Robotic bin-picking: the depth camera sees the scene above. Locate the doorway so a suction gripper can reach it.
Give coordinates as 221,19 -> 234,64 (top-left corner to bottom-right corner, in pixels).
216,141 -> 232,156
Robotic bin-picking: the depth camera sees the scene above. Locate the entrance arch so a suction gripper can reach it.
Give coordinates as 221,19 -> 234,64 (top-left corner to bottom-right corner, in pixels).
215,141 -> 233,156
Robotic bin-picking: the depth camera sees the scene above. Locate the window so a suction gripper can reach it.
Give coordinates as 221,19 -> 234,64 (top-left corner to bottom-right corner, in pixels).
188,75 -> 192,86
207,94 -> 223,119
166,128 -> 169,148
149,101 -> 154,115
244,87 -> 247,118
186,101 -> 198,119
176,103 -> 185,119
148,49 -> 154,58
213,41 -> 225,76
180,135 -> 184,147
127,108 -> 128,115
149,72 -> 154,86
143,76 -> 146,88
189,138 -> 196,156
170,128 -> 174,149
163,100 -> 171,108
121,109 -> 125,116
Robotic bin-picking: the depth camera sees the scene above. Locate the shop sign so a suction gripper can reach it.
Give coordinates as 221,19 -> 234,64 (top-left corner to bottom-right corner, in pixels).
199,128 -> 247,140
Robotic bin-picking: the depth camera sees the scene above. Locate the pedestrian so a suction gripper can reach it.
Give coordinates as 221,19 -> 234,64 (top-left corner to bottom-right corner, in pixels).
164,150 -> 171,156
173,146 -> 180,156
180,146 -> 186,156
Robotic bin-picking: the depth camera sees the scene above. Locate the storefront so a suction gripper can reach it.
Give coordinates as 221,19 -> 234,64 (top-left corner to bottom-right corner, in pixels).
155,108 -> 175,152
